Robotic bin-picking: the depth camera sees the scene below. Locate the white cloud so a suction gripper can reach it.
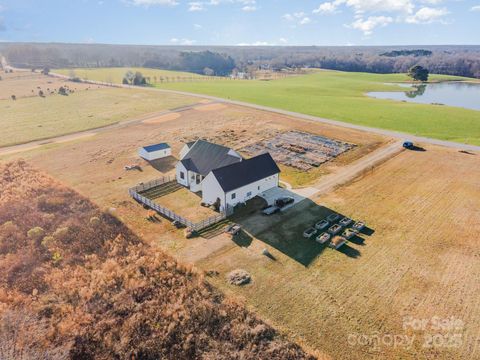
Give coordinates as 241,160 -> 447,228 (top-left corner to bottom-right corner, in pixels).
345,0 -> 414,14
170,38 -> 196,45
405,7 -> 449,24
237,41 -> 275,46
313,1 -> 341,14
129,0 -> 178,6
188,1 -> 204,11
193,23 -> 203,29
283,12 -> 312,25
471,5 -> 480,11
279,37 -> 288,44
349,15 -> 393,35
242,5 -> 256,11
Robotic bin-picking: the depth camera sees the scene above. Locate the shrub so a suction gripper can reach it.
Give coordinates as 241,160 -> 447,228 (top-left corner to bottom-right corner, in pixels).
27,227 -> 45,241
53,227 -> 69,241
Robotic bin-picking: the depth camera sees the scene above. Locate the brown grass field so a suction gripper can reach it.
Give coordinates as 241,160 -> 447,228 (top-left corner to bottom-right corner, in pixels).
198,145 -> 480,359
1,92 -> 478,359
0,160 -> 313,359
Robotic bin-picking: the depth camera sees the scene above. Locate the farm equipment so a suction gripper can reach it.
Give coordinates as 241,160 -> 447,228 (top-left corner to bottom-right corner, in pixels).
315,232 -> 331,244
327,213 -> 341,223
352,221 -> 366,232
339,217 -> 353,227
329,236 -> 346,249
124,164 -> 141,171
327,224 -> 343,235
303,227 -> 317,238
315,219 -> 330,230
342,229 -> 357,240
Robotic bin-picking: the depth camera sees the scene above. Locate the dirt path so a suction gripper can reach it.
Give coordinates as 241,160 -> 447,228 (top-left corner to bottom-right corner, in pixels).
308,140 -> 404,196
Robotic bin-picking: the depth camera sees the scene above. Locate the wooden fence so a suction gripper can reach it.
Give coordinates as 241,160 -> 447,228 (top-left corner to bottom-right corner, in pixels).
129,178 -> 228,232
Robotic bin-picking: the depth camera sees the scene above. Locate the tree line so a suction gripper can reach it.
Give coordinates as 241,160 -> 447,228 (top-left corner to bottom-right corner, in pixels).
1,43 -> 479,78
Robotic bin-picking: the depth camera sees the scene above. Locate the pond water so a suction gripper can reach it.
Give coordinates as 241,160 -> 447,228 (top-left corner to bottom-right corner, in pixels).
367,82 -> 480,111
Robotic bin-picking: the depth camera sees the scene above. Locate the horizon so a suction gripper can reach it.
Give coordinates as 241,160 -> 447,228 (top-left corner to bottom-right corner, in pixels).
1,0 -> 479,46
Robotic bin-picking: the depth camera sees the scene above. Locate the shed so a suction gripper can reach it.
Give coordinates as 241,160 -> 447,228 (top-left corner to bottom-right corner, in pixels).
139,143 -> 171,161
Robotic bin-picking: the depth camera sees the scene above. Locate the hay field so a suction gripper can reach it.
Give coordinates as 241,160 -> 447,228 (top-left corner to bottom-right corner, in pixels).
198,145 -> 480,359
0,73 -> 198,147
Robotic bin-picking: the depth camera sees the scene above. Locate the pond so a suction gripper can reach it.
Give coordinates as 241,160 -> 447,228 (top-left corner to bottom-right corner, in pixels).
367,82 -> 480,111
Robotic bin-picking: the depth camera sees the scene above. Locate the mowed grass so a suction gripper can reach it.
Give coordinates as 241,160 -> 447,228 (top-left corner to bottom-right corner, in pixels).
199,146 -> 480,359
54,67 -> 207,83
0,87 -> 197,147
155,70 -> 480,145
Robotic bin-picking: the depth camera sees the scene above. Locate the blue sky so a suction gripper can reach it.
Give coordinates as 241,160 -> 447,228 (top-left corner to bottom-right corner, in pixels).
0,0 -> 479,45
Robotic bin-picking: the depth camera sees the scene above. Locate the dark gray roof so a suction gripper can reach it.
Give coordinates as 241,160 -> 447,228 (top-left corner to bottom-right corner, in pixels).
180,140 -> 242,176
211,153 -> 280,192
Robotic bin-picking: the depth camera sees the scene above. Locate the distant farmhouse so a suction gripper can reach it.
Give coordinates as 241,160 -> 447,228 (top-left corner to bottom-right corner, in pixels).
176,140 -> 280,212
139,143 -> 171,161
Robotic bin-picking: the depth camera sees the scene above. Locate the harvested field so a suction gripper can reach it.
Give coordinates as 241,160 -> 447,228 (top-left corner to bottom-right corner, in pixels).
0,160 -> 313,359
241,130 -> 355,171
198,145 -> 480,359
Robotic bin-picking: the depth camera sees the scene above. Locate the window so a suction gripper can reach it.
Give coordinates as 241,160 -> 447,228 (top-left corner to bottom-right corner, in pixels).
231,193 -> 236,200
180,171 -> 185,180
246,191 -> 252,197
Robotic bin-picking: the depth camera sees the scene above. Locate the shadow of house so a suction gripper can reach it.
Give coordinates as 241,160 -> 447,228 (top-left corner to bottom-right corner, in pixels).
148,155 -> 177,173
338,244 -> 361,258
230,195 -> 371,267
232,230 -> 253,248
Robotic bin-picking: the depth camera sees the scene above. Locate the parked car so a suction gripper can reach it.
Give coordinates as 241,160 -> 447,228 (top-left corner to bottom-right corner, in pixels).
274,196 -> 295,208
262,205 -> 280,215
403,141 -> 414,149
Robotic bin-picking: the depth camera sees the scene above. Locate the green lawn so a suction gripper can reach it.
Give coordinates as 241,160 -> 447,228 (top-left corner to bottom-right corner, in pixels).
54,67 -> 208,84
0,88 -> 197,147
154,70 -> 480,145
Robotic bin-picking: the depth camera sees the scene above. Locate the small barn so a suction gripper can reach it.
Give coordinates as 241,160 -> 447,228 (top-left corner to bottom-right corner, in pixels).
139,143 -> 171,161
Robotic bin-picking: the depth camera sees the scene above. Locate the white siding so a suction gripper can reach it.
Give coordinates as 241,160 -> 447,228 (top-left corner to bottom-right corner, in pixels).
179,144 -> 191,159
138,147 -> 171,161
202,172 -> 226,210
175,162 -> 189,187
225,174 -> 279,207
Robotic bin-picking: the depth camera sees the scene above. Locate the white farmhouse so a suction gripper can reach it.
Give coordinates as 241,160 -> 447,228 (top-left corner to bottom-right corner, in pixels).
175,140 -> 280,212
138,143 -> 171,161
176,140 -> 243,193
202,153 -> 280,211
